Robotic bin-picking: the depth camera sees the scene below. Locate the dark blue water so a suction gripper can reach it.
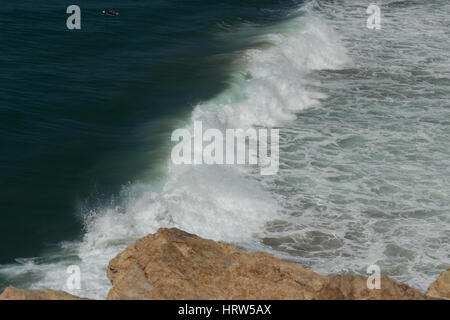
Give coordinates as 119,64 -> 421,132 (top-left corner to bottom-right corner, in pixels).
0,0 -> 302,265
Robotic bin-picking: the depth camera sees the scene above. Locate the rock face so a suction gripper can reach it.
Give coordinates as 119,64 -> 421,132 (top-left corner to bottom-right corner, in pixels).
426,268 -> 450,300
106,228 -> 427,300
0,286 -> 89,300
106,227 -> 329,300
317,275 -> 425,300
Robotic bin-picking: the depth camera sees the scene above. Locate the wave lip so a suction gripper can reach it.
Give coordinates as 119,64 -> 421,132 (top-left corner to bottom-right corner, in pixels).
194,13 -> 351,130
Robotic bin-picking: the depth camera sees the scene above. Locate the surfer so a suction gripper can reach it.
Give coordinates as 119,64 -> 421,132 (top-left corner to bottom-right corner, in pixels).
102,10 -> 119,16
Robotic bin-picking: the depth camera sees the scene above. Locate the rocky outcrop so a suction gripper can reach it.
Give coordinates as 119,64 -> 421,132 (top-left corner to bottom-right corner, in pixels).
106,228 -> 427,300
106,227 -> 330,300
0,286 -> 89,300
1,228 -> 447,300
426,268 -> 450,300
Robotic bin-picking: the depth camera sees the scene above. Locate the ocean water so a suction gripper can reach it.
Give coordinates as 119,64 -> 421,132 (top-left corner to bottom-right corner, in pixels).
0,0 -> 449,299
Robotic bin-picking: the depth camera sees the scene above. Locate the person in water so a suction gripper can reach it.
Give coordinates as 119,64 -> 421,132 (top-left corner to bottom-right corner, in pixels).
102,10 -> 119,16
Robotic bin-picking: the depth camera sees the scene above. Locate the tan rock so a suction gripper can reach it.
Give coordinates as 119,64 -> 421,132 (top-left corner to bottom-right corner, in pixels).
107,228 -> 329,300
0,286 -> 89,300
317,275 -> 426,300
426,268 -> 450,300
106,227 -> 426,300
